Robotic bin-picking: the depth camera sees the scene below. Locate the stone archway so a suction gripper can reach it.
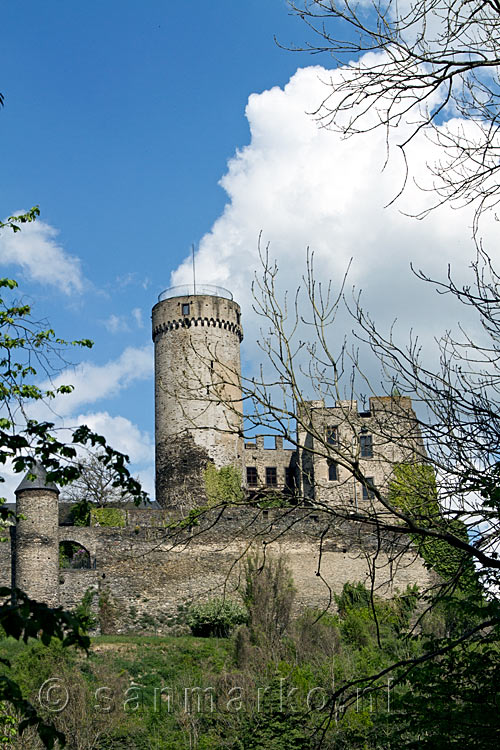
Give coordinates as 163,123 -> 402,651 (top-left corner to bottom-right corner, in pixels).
59,540 -> 91,569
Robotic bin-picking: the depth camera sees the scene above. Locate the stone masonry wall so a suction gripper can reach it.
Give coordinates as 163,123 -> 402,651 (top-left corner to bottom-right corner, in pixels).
57,508 -> 431,635
243,435 -> 295,491
153,293 -> 244,508
0,529 -> 12,589
298,397 -> 422,509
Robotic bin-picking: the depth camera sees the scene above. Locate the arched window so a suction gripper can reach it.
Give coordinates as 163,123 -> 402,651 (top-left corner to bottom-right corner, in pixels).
59,541 -> 91,569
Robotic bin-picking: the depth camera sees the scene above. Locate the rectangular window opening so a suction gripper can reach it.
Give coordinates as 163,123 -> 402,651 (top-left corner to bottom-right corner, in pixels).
360,434 -> 373,458
246,467 -> 258,486
265,467 -> 277,486
182,303 -> 190,316
326,426 -> 338,446
328,460 -> 338,481
362,477 -> 375,500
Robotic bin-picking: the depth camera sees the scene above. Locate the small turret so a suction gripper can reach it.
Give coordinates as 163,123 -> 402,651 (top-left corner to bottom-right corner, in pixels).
13,464 -> 59,605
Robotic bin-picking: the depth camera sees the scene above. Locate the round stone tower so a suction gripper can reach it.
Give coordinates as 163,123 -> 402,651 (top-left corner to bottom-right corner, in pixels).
152,284 -> 244,508
14,464 -> 59,605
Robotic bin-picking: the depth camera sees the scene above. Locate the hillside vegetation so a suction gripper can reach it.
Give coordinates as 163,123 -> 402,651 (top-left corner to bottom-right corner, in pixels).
1,551 -> 498,749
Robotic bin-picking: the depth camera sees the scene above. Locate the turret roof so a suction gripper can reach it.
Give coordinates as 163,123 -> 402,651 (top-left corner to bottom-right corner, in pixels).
15,464 -> 60,495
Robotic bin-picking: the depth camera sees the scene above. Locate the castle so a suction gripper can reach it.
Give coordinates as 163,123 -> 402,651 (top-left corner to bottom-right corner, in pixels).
1,285 -> 431,634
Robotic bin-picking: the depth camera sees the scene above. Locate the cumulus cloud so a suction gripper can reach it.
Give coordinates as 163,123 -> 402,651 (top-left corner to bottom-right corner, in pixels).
171,63 -> 496,388
72,411 -> 153,465
0,213 -> 85,294
31,345 -> 153,420
2,410 -> 155,503
71,411 -> 155,499
9,347 -> 156,500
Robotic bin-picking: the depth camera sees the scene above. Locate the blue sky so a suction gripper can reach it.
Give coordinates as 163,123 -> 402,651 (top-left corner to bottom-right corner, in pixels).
0,1 -> 489,498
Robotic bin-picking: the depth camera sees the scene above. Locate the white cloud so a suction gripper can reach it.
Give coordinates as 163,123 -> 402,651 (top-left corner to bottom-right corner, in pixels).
3,344 -> 155,502
104,314 -> 130,333
1,411 -> 155,503
103,309 -> 144,333
72,411 -> 153,465
0,213 -> 85,294
171,63 -> 497,388
132,307 -> 144,328
31,345 -> 153,419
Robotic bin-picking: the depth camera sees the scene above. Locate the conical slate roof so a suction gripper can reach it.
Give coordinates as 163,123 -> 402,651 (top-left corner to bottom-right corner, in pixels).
15,463 -> 60,495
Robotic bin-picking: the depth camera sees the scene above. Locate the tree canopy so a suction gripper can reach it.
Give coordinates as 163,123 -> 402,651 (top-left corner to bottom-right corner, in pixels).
0,210 -> 147,748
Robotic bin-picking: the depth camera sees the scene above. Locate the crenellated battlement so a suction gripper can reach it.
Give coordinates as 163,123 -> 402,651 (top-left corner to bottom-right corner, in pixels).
6,281 -> 432,637
152,316 -> 243,342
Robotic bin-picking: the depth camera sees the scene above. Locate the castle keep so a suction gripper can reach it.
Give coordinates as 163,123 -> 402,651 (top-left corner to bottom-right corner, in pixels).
152,284 -> 244,508
1,285 -> 431,634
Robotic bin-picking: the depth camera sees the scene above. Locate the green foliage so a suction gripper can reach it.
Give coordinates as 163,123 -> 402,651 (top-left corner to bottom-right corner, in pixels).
387,632 -> 500,748
204,462 -> 244,506
0,700 -> 16,746
0,213 -> 146,747
59,541 -> 90,569
186,598 -> 248,637
257,491 -> 290,509
69,500 -> 90,526
235,552 -> 297,674
0,588 -> 90,748
0,206 -> 40,234
74,589 -> 98,633
389,463 -> 479,592
388,463 -> 438,517
236,677 -> 313,749
0,269 -> 147,529
90,506 -> 126,527
335,582 -> 372,616
162,463 -> 243,536
243,552 -> 296,636
2,578 -> 496,749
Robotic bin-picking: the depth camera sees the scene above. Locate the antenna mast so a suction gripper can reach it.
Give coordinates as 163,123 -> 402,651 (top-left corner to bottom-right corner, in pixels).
192,244 -> 196,295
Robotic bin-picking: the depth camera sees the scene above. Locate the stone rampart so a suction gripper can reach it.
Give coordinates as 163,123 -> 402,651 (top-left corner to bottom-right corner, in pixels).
52,507 -> 431,635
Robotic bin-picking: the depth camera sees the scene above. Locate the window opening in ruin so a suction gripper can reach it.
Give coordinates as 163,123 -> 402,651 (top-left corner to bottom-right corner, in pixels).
360,434 -> 373,458
247,466 -> 258,486
326,426 -> 338,445
362,477 -> 375,500
328,460 -> 338,481
263,435 -> 276,449
262,509 -> 269,519
285,467 -> 294,488
182,303 -> 190,316
265,467 -> 277,486
236,312 -> 241,325
59,541 -> 91,570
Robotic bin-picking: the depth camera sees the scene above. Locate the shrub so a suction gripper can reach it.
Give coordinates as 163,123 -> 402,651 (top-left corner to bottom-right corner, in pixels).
90,507 -> 126,527
186,598 -> 248,637
75,588 -> 98,632
204,463 -> 244,506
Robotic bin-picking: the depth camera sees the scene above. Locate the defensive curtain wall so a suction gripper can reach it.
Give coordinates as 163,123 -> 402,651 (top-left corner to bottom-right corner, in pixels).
4,283 -> 433,634
4,489 -> 431,635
